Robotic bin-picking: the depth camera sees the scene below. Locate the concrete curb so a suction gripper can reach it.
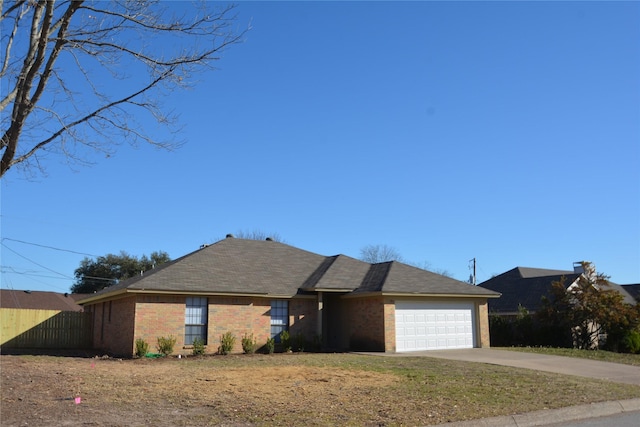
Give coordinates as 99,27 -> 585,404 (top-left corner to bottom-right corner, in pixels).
437,398 -> 640,427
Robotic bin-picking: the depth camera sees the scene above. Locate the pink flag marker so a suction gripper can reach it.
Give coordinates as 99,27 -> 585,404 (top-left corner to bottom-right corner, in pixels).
75,397 -> 82,405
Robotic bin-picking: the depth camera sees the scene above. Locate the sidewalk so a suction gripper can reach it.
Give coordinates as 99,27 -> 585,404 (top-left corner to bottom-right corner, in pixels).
437,398 -> 640,427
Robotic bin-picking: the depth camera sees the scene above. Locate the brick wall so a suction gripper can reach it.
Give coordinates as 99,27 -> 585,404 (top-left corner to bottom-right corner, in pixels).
343,296 -> 386,351
89,293 -> 492,356
382,298 -> 396,352
89,296 -> 136,356
134,295 -> 185,354
476,299 -> 490,347
128,295 -> 318,356
207,296 -> 270,353
289,298 -> 317,341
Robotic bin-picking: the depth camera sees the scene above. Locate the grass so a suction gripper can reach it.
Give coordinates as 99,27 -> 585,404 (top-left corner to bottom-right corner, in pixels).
495,346 -> 640,366
3,352 -> 640,426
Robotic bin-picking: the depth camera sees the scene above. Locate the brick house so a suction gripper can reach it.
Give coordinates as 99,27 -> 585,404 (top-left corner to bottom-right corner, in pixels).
78,236 -> 499,356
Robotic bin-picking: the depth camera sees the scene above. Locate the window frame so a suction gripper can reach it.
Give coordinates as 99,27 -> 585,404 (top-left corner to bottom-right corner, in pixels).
185,296 -> 208,345
270,300 -> 289,342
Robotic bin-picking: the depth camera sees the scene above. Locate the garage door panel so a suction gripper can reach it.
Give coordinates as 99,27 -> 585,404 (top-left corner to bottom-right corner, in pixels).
395,301 -> 475,352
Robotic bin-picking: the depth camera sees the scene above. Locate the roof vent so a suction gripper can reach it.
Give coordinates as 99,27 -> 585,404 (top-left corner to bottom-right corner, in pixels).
266,237 -> 273,241
226,233 -> 235,239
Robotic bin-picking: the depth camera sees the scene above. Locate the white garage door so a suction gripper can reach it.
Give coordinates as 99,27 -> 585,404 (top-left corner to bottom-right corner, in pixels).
395,301 -> 475,352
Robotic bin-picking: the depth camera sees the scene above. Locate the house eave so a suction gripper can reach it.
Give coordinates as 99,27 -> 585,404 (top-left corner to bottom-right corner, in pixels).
302,287 -> 354,293
77,288 -> 317,304
342,291 -> 501,299
76,288 -> 129,305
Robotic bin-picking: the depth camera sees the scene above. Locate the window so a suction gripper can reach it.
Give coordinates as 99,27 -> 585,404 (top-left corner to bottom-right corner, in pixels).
270,300 -> 289,342
185,297 -> 208,345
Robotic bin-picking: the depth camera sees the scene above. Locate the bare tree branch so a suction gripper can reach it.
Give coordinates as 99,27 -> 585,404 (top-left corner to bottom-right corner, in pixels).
0,0 -> 245,178
360,244 -> 405,264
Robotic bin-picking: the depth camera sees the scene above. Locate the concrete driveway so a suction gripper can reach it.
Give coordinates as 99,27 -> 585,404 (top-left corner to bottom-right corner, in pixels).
386,348 -> 640,386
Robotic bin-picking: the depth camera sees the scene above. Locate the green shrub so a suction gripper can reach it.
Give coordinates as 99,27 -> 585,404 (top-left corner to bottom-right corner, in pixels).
241,333 -> 257,354
156,335 -> 177,356
265,337 -> 275,354
622,330 -> 640,354
192,337 -> 206,356
134,338 -> 149,358
280,330 -> 291,352
218,331 -> 236,355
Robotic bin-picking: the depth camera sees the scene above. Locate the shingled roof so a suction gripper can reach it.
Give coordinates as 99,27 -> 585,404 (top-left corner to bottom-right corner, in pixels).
0,290 -> 86,311
479,267 -> 580,314
79,237 -> 498,303
480,266 -> 637,314
623,284 -> 640,302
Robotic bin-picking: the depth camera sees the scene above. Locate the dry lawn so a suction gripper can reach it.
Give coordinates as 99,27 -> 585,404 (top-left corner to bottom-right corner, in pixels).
2,352 -> 639,426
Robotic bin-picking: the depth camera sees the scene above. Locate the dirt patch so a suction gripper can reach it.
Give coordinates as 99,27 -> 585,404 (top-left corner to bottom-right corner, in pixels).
0,355 -> 399,426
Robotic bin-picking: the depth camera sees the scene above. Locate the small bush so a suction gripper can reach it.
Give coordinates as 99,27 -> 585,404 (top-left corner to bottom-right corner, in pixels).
192,337 -> 206,356
134,338 -> 149,358
280,330 -> 291,352
622,330 -> 640,354
242,333 -> 257,354
265,337 -> 275,354
156,336 -> 177,356
218,331 -> 236,355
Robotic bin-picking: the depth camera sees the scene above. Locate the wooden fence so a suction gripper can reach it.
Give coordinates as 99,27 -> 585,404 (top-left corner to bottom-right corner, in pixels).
1,309 -> 92,349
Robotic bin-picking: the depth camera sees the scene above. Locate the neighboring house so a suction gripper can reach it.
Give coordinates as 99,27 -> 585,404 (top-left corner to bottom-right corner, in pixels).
78,236 -> 500,356
622,284 -> 640,302
479,263 -> 636,316
1,290 -> 91,350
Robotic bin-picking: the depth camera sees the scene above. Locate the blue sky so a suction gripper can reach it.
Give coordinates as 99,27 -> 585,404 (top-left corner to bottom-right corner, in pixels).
2,1 -> 639,293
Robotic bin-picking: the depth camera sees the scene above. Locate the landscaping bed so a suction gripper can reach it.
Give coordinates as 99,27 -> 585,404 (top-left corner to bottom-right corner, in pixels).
2,352 -> 639,426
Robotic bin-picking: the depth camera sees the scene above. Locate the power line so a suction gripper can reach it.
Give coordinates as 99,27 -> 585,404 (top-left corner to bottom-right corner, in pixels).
1,267 -> 75,281
0,242 -> 74,280
0,237 -> 99,257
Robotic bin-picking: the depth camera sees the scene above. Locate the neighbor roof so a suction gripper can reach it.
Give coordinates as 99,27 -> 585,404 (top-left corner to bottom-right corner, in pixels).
0,290 -> 85,311
479,267 -> 581,314
79,237 -> 499,304
622,284 -> 640,302
480,266 -> 637,314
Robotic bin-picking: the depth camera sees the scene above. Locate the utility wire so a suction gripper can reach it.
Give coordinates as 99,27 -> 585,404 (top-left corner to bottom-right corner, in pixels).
1,242 -> 74,280
1,267 -> 75,281
1,237 -> 99,257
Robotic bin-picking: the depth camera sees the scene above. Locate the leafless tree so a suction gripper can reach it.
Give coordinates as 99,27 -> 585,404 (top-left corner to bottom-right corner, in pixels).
410,260 -> 454,278
359,244 -> 404,264
0,0 -> 246,178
